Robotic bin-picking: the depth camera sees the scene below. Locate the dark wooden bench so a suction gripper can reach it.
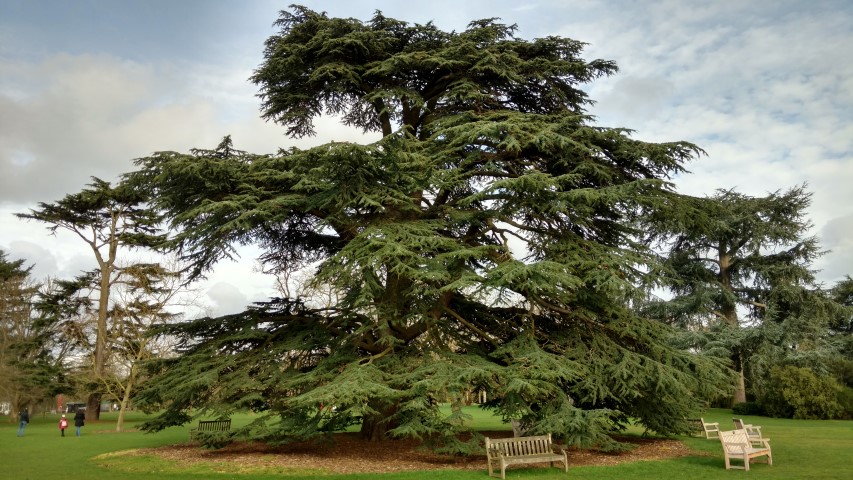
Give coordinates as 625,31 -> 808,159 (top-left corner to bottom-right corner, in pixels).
485,434 -> 568,479
188,419 -> 231,440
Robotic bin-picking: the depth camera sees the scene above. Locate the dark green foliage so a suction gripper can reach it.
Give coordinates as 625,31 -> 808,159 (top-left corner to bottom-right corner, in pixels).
0,251 -> 72,410
0,251 -> 32,280
644,187 -> 822,328
836,387 -> 853,420
251,6 -> 617,139
132,6 -> 728,451
731,401 -> 764,416
828,276 -> 853,380
826,355 -> 853,388
760,365 -> 842,419
641,186 -> 836,405
16,177 -> 162,246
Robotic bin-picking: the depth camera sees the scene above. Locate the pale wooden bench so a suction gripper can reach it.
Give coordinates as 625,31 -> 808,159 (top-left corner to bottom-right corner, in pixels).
188,419 -> 231,440
485,434 -> 568,479
700,417 -> 720,439
732,418 -> 763,445
719,429 -> 772,471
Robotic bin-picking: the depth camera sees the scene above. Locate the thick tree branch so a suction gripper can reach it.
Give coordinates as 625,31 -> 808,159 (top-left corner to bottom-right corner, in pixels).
442,306 -> 499,347
359,346 -> 393,366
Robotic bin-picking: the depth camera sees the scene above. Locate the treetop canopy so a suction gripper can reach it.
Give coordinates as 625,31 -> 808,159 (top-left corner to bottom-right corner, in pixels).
252,5 -> 618,138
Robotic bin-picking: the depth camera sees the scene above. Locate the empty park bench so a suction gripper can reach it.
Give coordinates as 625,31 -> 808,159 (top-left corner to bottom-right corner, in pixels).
188,419 -> 231,441
719,429 -> 772,471
485,434 -> 568,479
700,417 -> 720,439
732,418 -> 764,445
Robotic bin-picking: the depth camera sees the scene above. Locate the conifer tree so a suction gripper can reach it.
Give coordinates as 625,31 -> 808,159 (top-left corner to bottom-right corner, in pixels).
0,252 -> 71,417
644,186 -> 825,405
17,178 -> 163,420
133,6 -> 727,450
825,276 -> 853,388
0,251 -> 39,416
830,276 -> 853,337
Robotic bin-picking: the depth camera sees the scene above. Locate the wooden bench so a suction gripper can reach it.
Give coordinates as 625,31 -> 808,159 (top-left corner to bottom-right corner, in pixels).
732,418 -> 763,445
485,434 -> 568,479
188,419 -> 231,440
700,417 -> 720,439
719,429 -> 772,471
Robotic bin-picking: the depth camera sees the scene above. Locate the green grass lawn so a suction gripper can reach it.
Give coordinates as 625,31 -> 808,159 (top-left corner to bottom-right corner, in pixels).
2,408 -> 851,479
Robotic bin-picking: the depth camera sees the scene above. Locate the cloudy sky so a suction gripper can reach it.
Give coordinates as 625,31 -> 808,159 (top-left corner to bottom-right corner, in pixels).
1,0 -> 851,316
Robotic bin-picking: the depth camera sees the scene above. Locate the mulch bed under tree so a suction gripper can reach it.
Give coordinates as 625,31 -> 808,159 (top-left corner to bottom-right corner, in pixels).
131,432 -> 697,475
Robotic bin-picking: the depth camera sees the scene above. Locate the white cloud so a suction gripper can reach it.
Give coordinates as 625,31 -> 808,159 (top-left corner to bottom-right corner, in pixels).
206,281 -> 250,317
3,240 -> 58,280
818,214 -> 853,282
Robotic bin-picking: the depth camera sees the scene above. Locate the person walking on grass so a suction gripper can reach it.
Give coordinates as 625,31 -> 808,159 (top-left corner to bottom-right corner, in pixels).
59,414 -> 68,437
17,408 -> 29,437
74,408 -> 85,436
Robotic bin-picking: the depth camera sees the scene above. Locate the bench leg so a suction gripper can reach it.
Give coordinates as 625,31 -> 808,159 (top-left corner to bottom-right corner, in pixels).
487,459 -> 502,479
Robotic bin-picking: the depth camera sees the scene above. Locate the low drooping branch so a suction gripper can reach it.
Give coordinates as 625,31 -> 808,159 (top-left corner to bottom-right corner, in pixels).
360,346 -> 393,366
443,306 -> 499,347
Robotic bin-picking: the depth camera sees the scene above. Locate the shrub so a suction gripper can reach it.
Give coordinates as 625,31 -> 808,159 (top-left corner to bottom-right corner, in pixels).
760,365 -> 842,419
826,356 -> 853,388
837,387 -> 853,420
732,401 -> 764,416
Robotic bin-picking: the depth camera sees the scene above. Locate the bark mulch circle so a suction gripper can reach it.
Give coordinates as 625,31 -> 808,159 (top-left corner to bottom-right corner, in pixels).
131,431 -> 696,475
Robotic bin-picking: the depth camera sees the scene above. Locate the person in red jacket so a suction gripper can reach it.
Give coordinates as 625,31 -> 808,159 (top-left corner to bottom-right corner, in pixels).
59,414 -> 68,437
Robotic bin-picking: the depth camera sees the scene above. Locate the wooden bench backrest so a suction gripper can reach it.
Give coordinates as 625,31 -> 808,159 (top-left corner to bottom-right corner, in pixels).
486,434 -> 553,457
197,419 -> 231,431
732,418 -> 746,429
719,430 -> 750,453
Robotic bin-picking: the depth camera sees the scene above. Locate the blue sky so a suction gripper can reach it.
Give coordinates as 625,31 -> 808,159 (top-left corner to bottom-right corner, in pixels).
1,0 -> 851,315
